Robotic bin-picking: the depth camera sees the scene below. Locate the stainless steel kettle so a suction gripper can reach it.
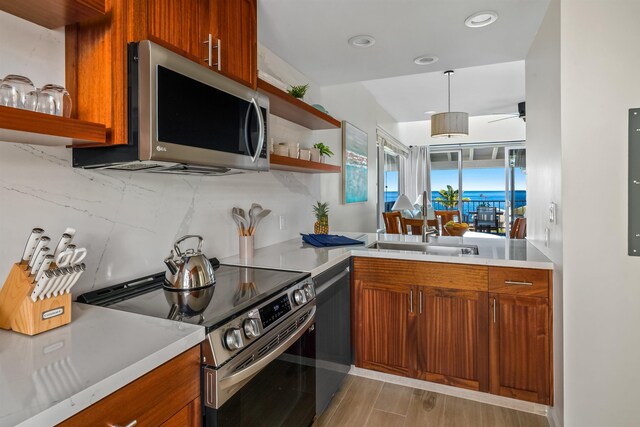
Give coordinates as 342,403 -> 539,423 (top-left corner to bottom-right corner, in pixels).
164,235 -> 216,290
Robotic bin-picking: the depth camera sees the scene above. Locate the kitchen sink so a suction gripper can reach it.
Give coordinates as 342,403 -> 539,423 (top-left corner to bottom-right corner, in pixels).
368,241 -> 479,255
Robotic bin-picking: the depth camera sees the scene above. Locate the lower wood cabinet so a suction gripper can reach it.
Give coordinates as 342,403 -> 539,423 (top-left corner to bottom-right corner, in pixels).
355,280 -> 411,376
490,293 -> 551,404
353,257 -> 552,406
58,346 -> 201,427
412,287 -> 489,392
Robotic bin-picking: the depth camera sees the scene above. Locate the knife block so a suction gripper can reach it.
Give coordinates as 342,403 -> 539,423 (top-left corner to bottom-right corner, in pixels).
0,263 -> 71,336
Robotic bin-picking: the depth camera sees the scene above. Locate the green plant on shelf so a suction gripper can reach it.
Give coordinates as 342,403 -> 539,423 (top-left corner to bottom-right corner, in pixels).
287,84 -> 309,99
313,142 -> 334,157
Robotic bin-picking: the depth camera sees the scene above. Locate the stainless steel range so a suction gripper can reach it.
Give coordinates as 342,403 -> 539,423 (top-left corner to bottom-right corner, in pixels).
78,262 -> 317,427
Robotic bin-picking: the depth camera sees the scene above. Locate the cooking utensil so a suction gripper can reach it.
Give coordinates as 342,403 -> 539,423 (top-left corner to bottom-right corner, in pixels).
53,233 -> 73,257
248,203 -> 263,231
248,209 -> 271,235
55,247 -> 87,267
163,235 -> 216,290
28,236 -> 50,269
31,269 -> 54,302
30,247 -> 50,276
64,263 -> 85,294
42,268 -> 63,299
232,213 -> 249,236
52,267 -> 74,297
21,228 -> 44,264
35,255 -> 54,282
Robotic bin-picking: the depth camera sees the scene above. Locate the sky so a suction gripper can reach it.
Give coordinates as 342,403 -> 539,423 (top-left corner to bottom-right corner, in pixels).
385,167 -> 526,194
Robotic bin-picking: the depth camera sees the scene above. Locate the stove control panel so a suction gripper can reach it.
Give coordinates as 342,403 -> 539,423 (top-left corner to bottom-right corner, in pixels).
203,277 -> 315,367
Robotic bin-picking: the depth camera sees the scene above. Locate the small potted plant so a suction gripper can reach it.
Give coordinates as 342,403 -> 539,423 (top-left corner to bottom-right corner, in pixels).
312,142 -> 334,163
313,201 -> 329,234
287,83 -> 309,100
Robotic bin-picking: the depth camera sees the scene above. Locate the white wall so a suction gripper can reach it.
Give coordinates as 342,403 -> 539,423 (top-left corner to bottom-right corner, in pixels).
560,1 -> 640,426
524,0 -> 563,425
397,115 -> 525,147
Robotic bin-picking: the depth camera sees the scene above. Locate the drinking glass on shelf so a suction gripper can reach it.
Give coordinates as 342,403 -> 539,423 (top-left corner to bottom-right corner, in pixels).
1,75 -> 35,109
40,84 -> 72,117
24,89 -> 56,115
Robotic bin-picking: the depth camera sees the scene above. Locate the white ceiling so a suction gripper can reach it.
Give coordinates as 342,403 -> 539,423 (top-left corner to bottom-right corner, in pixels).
362,61 -> 525,122
258,0 -> 550,86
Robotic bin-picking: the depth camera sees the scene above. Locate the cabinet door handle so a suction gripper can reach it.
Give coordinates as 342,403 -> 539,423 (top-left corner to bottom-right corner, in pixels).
204,34 -> 221,70
110,421 -> 137,427
492,298 -> 496,323
409,289 -> 413,313
419,290 -> 423,314
504,280 -> 533,286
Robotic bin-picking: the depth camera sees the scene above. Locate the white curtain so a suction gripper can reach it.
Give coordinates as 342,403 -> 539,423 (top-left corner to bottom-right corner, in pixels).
405,146 -> 429,205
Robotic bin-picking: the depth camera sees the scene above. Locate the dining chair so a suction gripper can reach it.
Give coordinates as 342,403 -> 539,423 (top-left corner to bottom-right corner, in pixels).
403,218 -> 439,236
474,206 -> 499,233
510,217 -> 527,239
382,211 -> 408,234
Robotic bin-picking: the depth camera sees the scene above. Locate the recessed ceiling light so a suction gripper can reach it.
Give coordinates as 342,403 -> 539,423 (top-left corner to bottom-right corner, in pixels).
465,11 -> 499,28
348,35 -> 376,48
414,55 -> 439,66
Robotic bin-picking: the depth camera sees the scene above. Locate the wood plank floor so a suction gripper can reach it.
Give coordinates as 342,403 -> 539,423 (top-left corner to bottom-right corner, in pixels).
314,375 -> 549,427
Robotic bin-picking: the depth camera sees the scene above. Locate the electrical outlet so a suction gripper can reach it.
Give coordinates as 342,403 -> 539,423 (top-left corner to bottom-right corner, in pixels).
279,215 -> 287,230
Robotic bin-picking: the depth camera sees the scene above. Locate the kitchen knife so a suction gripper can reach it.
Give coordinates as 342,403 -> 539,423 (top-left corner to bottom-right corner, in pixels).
52,267 -> 73,297
64,264 -> 86,294
41,268 -> 62,300
20,228 -> 44,264
30,247 -> 50,277
31,270 -> 54,302
53,233 -> 73,258
28,236 -> 50,269
35,255 -> 54,282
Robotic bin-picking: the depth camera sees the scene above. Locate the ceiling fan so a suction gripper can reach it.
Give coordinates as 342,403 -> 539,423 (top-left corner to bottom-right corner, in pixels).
488,101 -> 526,123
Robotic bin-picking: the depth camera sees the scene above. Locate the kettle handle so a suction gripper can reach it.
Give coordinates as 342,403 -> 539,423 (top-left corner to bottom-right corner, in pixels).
173,235 -> 204,257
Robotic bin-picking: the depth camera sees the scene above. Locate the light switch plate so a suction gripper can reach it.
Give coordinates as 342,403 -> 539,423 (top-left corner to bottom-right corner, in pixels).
629,108 -> 639,256
279,215 -> 287,230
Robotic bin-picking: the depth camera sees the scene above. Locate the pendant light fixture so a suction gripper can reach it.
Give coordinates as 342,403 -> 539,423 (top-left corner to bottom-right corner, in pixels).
431,70 -> 469,138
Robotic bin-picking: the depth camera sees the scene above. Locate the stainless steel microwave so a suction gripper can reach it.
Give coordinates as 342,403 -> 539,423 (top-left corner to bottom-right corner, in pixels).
73,40 -> 269,175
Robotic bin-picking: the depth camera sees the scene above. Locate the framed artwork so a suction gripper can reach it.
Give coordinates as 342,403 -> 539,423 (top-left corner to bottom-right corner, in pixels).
342,121 -> 368,204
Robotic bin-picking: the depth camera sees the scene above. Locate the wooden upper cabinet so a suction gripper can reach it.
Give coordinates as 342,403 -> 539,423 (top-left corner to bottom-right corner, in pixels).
354,279 -> 411,376
489,294 -> 551,405
217,0 -> 257,88
146,0 -> 209,61
411,287 -> 489,392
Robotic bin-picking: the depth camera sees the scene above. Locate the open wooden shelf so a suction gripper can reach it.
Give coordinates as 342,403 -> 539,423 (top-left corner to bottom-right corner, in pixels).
0,0 -> 106,29
270,154 -> 341,174
257,79 -> 341,130
0,106 -> 107,146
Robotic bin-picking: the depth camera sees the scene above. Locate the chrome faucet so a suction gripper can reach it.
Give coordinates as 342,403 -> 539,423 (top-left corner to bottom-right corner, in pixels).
421,190 -> 437,243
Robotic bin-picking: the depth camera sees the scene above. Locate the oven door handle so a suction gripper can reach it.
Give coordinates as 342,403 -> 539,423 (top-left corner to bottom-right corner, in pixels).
218,306 -> 316,390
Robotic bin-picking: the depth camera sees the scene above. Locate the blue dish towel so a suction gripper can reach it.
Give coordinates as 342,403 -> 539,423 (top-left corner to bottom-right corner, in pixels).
301,234 -> 364,247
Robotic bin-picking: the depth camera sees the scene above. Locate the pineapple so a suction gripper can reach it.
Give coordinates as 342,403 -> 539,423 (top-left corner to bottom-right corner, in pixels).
313,201 -> 329,234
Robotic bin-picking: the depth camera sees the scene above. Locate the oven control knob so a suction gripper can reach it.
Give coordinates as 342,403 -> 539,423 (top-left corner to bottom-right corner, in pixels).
293,289 -> 307,305
243,318 -> 261,339
224,328 -> 244,350
303,284 -> 315,299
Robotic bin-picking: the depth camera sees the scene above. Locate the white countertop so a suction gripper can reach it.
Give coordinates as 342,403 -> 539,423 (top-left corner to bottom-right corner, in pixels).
0,303 -> 205,427
221,232 -> 554,275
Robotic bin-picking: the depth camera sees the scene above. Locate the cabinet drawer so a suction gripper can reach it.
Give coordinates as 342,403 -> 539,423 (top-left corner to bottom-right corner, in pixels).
58,346 -> 200,427
488,267 -> 550,297
354,257 -> 488,291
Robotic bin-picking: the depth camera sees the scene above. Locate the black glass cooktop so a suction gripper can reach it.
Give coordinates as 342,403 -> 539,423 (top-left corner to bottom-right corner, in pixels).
77,264 -> 309,331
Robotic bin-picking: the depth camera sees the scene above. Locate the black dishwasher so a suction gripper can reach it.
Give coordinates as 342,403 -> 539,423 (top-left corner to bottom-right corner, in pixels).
313,259 -> 351,415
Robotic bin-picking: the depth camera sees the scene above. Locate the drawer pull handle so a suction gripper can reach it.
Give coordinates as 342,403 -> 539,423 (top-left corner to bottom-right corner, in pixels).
409,289 -> 413,313
110,421 -> 137,427
505,280 -> 533,286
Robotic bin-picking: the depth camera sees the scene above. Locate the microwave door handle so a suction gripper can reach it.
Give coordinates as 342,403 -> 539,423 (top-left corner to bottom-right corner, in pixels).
250,97 -> 265,163
243,103 -> 254,159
